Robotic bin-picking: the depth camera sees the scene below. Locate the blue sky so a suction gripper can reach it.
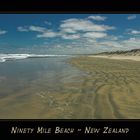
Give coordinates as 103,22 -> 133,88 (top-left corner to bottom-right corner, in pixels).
0,14 -> 140,54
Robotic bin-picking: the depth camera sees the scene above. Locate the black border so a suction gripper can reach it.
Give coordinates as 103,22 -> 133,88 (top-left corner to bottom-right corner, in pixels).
0,119 -> 139,138
0,0 -> 140,12
0,0 -> 140,139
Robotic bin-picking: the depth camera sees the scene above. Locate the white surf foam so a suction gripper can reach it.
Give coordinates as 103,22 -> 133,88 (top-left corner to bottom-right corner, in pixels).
0,54 -> 68,63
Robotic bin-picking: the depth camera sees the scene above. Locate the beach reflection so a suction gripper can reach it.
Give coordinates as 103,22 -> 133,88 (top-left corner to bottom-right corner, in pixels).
0,57 -> 85,119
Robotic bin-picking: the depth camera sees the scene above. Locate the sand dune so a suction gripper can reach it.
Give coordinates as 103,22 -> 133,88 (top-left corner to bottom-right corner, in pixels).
89,55 -> 140,61
90,49 -> 140,61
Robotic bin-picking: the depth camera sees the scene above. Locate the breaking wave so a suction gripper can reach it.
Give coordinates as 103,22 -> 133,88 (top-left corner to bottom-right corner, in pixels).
0,54 -> 69,62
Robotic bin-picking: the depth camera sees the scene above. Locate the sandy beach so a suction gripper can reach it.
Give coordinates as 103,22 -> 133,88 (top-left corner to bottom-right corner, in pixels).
0,55 -> 140,119
69,56 -> 140,119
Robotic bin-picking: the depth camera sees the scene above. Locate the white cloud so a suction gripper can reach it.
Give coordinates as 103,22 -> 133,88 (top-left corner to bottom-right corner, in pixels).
98,37 -> 140,51
37,31 -> 58,38
99,41 -> 123,48
0,29 -> 7,35
123,37 -> 140,44
61,28 -> 76,33
17,25 -> 47,33
60,18 -> 115,32
96,37 -> 140,51
29,26 -> 46,32
17,26 -> 29,32
130,30 -> 140,35
127,15 -> 136,20
88,15 -> 107,21
18,25 -> 57,38
126,29 -> 140,36
17,17 -> 116,46
107,35 -> 118,41
18,25 -> 66,39
83,32 -> 107,39
108,37 -> 140,51
62,34 -> 80,40
28,36 -> 140,54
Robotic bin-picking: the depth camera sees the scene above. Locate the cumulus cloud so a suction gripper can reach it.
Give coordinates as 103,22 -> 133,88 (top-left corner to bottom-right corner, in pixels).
99,41 -> 123,48
126,29 -> 140,36
61,28 -> 76,33
60,18 -> 115,41
26,36 -> 140,54
98,37 -> 140,51
60,18 -> 115,32
17,16 -> 118,52
83,32 -> 107,39
127,15 -> 136,20
99,37 -> 140,51
37,31 -> 58,38
62,34 -> 80,40
18,25 -> 57,38
29,26 -> 46,32
0,29 -> 7,35
106,35 -> 118,41
130,30 -> 140,35
17,26 -> 29,32
123,37 -> 140,44
18,25 -> 47,32
18,17 -> 116,41
5,15 -> 140,54
88,15 -> 107,21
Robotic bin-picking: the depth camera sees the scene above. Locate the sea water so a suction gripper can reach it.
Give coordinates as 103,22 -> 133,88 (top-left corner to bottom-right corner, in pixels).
0,55 -> 83,97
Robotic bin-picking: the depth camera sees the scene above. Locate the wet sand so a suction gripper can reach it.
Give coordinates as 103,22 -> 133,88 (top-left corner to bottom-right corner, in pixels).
0,57 -> 87,119
0,56 -> 140,119
69,56 -> 140,119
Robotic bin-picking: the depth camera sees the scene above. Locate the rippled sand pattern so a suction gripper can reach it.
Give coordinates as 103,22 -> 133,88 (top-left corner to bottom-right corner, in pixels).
69,57 -> 140,119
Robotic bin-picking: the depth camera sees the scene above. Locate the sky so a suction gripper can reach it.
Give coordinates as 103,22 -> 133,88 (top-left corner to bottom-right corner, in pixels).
0,14 -> 140,54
